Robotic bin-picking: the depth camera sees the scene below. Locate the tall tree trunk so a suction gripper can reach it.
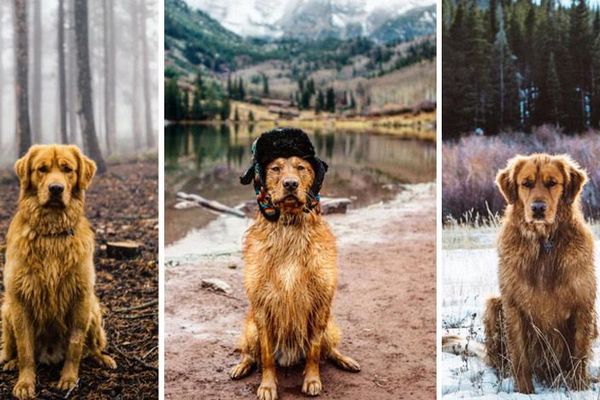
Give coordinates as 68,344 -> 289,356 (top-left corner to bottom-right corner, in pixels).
58,0 -> 68,143
13,0 -> 31,156
31,0 -> 42,142
67,0 -> 79,144
74,0 -> 106,172
141,1 -> 155,148
103,0 -> 116,154
131,1 -> 142,149
0,3 -> 4,148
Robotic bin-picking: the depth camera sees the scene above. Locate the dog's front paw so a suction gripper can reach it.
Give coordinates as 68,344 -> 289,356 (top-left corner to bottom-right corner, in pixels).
94,353 -> 117,369
230,359 -> 254,380
257,382 -> 278,400
302,376 -> 322,396
56,374 -> 79,391
13,379 -> 35,399
2,359 -> 18,371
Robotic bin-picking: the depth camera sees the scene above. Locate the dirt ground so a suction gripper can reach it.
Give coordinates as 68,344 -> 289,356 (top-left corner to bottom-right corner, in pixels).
0,159 -> 158,399
165,184 -> 436,399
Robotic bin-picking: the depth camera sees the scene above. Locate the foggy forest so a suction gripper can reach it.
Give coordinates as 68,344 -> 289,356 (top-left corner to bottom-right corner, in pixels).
0,0 -> 158,169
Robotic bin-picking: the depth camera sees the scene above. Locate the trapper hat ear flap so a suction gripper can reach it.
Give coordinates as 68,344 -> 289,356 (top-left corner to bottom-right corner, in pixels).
309,158 -> 328,198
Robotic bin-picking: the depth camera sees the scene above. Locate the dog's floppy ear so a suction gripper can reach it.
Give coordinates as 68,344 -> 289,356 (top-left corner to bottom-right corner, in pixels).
70,145 -> 97,191
561,156 -> 587,204
495,156 -> 524,205
14,146 -> 38,191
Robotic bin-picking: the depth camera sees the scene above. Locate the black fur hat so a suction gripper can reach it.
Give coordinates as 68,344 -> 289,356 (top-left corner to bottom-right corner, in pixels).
240,128 -> 328,220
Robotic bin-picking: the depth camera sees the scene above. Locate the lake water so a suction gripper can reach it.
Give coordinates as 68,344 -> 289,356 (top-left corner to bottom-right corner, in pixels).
165,123 -> 435,243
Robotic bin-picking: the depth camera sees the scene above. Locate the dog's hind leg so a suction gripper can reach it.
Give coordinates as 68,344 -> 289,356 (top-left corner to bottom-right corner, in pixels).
230,314 -> 258,380
323,321 -> 360,372
1,305 -> 17,371
483,296 -> 509,376
85,299 -> 116,369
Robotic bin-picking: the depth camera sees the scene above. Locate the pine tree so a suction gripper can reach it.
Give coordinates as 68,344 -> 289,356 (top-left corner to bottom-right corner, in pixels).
248,110 -> 255,122
325,88 -> 335,113
165,79 -> 181,121
592,35 -> 600,128
220,97 -> 231,121
262,74 -> 269,96
181,90 -> 189,120
316,90 -> 324,114
546,52 -> 563,125
190,90 -> 202,120
238,77 -> 245,100
227,75 -> 232,98
234,107 -> 239,122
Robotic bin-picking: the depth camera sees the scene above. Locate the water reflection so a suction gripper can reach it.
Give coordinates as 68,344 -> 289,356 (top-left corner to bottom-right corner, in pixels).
165,123 -> 435,242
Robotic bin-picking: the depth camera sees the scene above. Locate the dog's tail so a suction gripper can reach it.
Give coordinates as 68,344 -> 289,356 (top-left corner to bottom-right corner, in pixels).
442,335 -> 487,359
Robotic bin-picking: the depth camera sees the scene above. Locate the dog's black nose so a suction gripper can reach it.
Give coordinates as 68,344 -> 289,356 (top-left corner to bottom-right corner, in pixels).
49,183 -> 64,196
531,201 -> 546,218
283,178 -> 299,191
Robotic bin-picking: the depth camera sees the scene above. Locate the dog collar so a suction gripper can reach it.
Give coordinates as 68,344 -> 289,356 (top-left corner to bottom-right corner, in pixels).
41,228 -> 75,237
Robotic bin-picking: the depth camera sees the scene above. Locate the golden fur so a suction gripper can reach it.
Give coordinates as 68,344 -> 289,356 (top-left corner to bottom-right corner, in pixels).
230,156 -> 360,399
1,145 -> 116,400
484,153 -> 597,393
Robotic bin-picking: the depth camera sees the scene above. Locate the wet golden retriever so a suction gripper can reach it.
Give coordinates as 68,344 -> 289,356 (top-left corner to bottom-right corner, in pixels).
445,153 -> 596,394
231,152 -> 360,400
1,145 -> 116,399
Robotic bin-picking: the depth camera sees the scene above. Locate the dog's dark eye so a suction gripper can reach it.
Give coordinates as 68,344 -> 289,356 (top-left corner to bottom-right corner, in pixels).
38,166 -> 48,173
546,181 -> 557,188
522,181 -> 534,188
270,166 -> 280,172
297,165 -> 305,171
62,166 -> 73,173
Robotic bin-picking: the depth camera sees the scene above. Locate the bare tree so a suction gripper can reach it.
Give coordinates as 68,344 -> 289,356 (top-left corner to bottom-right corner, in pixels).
31,0 -> 42,142
141,1 -> 154,148
13,0 -> 31,156
74,0 -> 106,172
131,1 -> 142,149
0,3 -> 4,148
58,0 -> 68,143
67,0 -> 79,144
103,0 -> 116,154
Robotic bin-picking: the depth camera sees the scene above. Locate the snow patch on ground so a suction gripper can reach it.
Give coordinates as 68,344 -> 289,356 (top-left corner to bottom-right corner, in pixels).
442,232 -> 600,399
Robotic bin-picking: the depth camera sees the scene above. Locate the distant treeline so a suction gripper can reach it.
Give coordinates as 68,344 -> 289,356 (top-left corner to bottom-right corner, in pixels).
165,73 -> 230,121
442,0 -> 600,138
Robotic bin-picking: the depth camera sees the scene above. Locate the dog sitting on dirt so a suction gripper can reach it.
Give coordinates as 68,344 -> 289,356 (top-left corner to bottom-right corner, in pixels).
444,153 -> 597,394
231,128 -> 360,399
1,145 -> 116,399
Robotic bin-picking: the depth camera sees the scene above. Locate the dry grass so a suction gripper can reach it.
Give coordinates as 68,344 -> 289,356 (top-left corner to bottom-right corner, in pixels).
216,101 -> 435,141
443,126 -> 600,224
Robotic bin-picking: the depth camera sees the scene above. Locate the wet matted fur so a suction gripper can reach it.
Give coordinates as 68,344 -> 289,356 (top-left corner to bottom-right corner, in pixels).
1,145 -> 116,400
484,153 -> 597,393
230,155 -> 360,399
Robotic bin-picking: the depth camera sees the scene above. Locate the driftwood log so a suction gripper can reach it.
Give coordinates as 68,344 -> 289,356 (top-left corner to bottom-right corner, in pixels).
175,192 -> 246,218
174,192 -> 351,218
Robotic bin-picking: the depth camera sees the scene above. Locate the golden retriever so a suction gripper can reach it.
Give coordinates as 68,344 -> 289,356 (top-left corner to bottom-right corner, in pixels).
231,129 -> 360,400
1,145 -> 116,399
445,153 -> 596,394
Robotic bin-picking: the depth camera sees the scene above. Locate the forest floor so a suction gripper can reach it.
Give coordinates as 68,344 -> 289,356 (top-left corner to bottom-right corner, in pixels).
165,183 -> 436,399
0,159 -> 158,399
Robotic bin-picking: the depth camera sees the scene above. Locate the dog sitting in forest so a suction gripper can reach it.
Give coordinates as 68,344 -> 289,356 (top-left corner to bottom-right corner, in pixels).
1,145 -> 116,399
444,153 -> 597,394
230,128 -> 360,399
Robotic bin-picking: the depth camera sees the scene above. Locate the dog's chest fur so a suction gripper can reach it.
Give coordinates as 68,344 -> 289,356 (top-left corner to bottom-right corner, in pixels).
6,218 -> 94,334
498,221 -> 595,330
243,215 -> 337,365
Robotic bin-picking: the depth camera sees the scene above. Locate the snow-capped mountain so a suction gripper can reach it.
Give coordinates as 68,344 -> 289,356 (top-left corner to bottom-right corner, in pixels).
185,0 -> 436,42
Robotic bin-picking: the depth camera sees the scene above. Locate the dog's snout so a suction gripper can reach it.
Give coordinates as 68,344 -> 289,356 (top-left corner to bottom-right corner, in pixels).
49,183 -> 65,196
283,178 -> 299,191
531,201 -> 547,218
